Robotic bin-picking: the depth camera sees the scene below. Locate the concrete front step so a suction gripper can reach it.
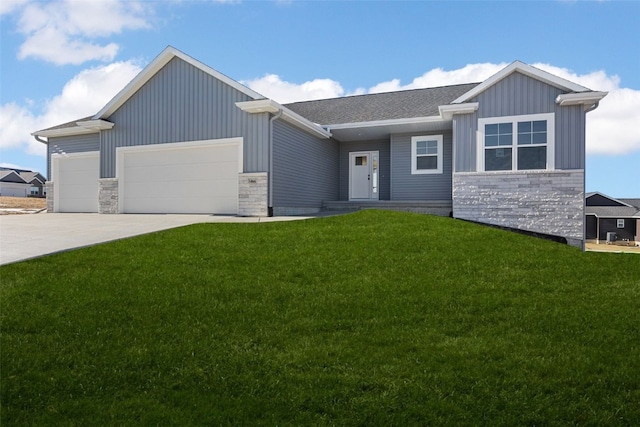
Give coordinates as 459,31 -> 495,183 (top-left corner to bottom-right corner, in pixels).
322,200 -> 452,216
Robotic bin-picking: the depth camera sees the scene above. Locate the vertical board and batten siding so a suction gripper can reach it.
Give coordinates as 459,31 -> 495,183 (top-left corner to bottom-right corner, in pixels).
272,120 -> 339,208
390,131 -> 453,201
100,57 -> 269,178
339,140 -> 390,201
454,71 -> 586,172
47,133 -> 100,180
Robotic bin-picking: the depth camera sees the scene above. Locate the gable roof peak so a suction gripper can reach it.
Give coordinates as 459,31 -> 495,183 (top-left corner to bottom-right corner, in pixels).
452,60 -> 593,104
94,46 -> 265,120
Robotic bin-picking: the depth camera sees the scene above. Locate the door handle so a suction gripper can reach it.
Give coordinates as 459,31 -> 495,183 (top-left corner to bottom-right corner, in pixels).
368,174 -> 370,180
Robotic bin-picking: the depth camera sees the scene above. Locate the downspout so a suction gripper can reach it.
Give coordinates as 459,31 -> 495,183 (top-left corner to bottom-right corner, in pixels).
34,135 -> 48,144
269,109 -> 283,217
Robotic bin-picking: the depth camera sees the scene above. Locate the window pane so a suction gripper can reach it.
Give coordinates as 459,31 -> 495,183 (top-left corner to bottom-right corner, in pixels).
499,134 -> 512,146
417,155 -> 437,170
532,132 -> 547,144
518,133 -> 532,145
426,140 -> 438,154
498,123 -> 512,134
518,146 -> 546,170
485,123 -> 500,135
355,156 -> 367,166
533,120 -> 547,132
485,135 -> 500,147
485,148 -> 512,171
518,121 -> 531,133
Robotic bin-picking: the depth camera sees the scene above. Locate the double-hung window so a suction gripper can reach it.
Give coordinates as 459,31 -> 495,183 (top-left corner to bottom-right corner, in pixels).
411,135 -> 443,174
478,113 -> 554,172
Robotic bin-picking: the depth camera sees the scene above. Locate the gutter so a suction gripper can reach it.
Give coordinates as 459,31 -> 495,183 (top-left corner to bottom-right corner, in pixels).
269,109 -> 283,216
34,135 -> 48,144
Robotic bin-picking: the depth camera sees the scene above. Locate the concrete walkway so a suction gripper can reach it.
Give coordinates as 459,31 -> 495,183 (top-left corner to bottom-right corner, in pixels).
0,212 -> 324,266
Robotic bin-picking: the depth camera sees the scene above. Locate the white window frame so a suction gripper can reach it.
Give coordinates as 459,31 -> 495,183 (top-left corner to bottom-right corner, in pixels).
617,219 -> 625,228
477,113 -> 555,172
411,135 -> 443,175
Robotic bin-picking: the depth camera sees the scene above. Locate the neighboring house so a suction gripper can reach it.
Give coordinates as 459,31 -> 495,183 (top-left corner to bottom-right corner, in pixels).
0,170 -> 30,197
0,168 -> 46,197
586,192 -> 640,243
32,46 -> 607,247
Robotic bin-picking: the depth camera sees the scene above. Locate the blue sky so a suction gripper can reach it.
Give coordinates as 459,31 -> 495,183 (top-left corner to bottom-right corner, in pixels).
1,0 -> 639,196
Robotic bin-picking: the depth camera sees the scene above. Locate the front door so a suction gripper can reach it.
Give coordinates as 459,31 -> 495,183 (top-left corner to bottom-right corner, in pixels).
349,151 -> 379,200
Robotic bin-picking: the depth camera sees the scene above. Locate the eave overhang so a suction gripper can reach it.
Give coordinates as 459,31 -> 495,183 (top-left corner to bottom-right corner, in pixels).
236,99 -> 332,139
31,119 -> 114,138
438,102 -> 479,120
555,91 -> 608,111
324,116 -> 451,142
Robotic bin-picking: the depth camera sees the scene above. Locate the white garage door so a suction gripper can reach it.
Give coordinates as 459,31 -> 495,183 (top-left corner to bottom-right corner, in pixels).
118,138 -> 242,214
53,152 -> 99,213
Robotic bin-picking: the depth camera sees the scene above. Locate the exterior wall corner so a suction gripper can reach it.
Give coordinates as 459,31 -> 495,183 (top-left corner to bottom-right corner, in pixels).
45,181 -> 55,212
238,172 -> 268,216
98,178 -> 119,214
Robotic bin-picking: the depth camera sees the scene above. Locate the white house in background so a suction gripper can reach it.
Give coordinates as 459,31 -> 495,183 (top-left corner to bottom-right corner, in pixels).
32,46 -> 607,247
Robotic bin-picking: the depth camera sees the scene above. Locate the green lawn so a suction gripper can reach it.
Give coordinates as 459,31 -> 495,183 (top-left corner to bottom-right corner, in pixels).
2,210 -> 639,425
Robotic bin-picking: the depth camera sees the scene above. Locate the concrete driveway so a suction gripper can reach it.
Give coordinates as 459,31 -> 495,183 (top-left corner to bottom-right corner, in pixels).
0,212 -> 320,265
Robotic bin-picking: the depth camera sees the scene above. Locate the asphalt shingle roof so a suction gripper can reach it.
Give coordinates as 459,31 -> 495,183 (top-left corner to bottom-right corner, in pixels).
284,83 -> 480,125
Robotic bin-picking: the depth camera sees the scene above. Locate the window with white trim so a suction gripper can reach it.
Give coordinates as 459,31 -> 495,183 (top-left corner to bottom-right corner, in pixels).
617,219 -> 625,228
478,113 -> 554,172
411,135 -> 443,174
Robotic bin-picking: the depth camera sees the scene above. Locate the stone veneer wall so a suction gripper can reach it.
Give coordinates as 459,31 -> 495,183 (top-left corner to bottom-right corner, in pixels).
238,172 -> 268,216
45,181 -> 54,212
98,178 -> 119,214
452,170 -> 584,248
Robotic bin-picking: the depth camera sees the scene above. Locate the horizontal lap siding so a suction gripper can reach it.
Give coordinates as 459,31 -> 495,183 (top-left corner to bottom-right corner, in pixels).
391,132 -> 452,201
272,120 -> 339,208
455,72 -> 586,171
339,140 -> 390,201
47,133 -> 100,180
100,57 -> 269,178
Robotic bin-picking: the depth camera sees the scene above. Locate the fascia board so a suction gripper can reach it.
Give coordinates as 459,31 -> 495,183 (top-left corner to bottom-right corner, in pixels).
76,119 -> 115,130
31,127 -> 101,138
235,99 -> 279,113
237,99 -> 331,139
556,91 -> 608,106
94,46 -> 264,119
438,102 -> 479,119
326,115 -> 446,130
452,61 -> 592,104
281,109 -> 332,139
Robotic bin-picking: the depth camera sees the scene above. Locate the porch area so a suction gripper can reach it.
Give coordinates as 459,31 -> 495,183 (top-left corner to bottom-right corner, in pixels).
322,200 -> 452,216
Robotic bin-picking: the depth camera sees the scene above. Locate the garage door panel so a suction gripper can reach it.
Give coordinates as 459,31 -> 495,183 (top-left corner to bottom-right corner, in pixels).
55,154 -> 99,213
120,140 -> 240,214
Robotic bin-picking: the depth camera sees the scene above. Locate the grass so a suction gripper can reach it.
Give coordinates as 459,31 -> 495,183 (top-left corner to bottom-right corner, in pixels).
2,210 -> 639,425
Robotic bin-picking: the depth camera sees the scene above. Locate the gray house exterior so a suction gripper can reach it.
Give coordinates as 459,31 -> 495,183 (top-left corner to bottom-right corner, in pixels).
585,192 -> 640,243
33,46 -> 607,247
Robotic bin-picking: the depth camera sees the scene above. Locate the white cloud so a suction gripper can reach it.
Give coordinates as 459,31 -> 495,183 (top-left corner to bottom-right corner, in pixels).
532,63 -> 640,155
0,0 -> 29,15
246,62 -> 640,156
243,74 -> 347,104
0,60 -> 142,158
9,0 -> 152,65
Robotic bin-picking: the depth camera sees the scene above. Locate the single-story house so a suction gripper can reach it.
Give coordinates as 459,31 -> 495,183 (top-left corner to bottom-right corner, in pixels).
0,168 -> 46,197
0,170 -> 30,197
586,192 -> 640,243
32,46 -> 607,247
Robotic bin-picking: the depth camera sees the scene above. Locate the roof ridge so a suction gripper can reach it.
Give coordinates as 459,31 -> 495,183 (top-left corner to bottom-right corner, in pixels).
283,82 -> 481,106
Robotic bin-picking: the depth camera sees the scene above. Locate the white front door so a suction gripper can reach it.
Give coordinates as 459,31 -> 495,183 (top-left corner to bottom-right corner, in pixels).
349,151 -> 379,200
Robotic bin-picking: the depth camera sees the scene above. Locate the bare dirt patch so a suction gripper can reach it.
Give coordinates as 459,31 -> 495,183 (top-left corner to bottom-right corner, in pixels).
0,196 -> 46,215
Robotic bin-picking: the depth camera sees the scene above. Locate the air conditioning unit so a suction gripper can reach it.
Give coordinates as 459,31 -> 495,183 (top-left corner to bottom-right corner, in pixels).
606,232 -> 617,243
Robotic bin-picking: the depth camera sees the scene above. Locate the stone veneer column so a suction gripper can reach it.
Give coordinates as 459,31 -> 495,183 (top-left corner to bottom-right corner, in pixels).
45,181 -> 54,212
452,170 -> 584,248
98,178 -> 119,214
238,172 -> 268,216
